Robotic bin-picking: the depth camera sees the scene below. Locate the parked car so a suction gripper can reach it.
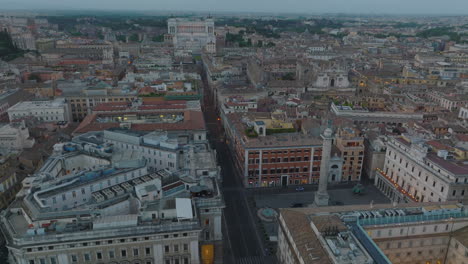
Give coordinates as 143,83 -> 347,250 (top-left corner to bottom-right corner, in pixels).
291,203 -> 304,208
295,186 -> 305,191
352,184 -> 365,195
331,201 -> 344,206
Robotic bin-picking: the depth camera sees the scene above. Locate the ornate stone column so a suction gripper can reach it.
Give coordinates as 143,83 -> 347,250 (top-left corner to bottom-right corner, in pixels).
314,128 -> 333,206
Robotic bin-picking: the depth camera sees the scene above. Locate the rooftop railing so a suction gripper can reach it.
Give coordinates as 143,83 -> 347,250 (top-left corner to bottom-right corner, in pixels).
9,220 -> 199,246
359,211 -> 468,226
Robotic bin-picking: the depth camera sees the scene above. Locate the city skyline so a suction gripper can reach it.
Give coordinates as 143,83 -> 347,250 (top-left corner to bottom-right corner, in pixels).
2,0 -> 468,15
1,6 -> 468,264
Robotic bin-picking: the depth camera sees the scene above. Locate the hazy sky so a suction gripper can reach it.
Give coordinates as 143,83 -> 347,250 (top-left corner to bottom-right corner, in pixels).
3,0 -> 468,14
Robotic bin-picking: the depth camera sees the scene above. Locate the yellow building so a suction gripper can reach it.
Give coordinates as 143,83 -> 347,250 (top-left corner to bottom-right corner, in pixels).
336,127 -> 364,181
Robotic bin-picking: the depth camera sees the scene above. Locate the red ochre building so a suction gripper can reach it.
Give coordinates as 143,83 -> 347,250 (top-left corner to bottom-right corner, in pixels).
224,113 -> 324,188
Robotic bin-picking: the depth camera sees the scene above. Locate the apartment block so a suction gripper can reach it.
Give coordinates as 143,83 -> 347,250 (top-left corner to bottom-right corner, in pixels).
8,98 -> 71,122
222,112 -> 349,188
278,203 -> 468,264
1,129 -> 223,264
335,127 -> 365,182
375,136 -> 468,204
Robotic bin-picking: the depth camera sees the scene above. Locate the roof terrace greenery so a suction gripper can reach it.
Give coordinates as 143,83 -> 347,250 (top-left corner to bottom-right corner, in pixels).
266,128 -> 296,135
138,92 -> 165,97
245,128 -> 258,138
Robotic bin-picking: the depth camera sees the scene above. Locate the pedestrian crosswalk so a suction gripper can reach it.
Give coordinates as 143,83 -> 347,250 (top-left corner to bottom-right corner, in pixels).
236,256 -> 264,264
236,256 -> 276,264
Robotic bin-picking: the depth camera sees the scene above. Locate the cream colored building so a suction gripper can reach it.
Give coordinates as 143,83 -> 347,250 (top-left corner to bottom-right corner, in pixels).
167,18 -> 216,53
367,206 -> 468,264
0,121 -> 35,153
1,129 -> 224,264
446,226 -> 468,264
375,136 -> 468,204
59,82 -> 137,122
8,98 -> 71,122
277,203 -> 468,264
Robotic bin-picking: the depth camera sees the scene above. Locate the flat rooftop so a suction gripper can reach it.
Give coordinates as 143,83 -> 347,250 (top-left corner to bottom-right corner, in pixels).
279,202 -> 465,264
8,212 -> 29,236
92,100 -> 199,112
245,133 -> 323,148
8,98 -> 66,110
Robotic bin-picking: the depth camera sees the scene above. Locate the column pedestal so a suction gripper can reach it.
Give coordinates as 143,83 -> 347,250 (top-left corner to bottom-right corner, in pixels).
314,191 -> 329,207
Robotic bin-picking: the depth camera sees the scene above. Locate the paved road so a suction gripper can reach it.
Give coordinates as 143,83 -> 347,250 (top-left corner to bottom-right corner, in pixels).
0,237 -> 7,264
220,142 -> 264,259
200,69 -> 392,264
201,72 -> 267,263
235,256 -> 268,264
254,185 -> 390,209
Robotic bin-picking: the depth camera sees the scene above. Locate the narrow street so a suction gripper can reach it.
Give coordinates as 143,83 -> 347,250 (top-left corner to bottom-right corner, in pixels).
201,72 -> 272,264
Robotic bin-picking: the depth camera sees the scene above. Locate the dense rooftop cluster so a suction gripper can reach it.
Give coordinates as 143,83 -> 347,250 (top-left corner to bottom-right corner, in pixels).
0,12 -> 468,264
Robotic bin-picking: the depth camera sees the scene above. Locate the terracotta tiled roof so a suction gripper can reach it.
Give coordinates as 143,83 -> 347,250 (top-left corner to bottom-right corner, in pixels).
426,140 -> 454,151
455,134 -> 468,142
426,154 -> 468,175
280,209 -> 332,264
138,86 -> 156,95
73,110 -> 205,134
453,226 -> 468,248
225,101 -> 250,107
395,137 -> 411,146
